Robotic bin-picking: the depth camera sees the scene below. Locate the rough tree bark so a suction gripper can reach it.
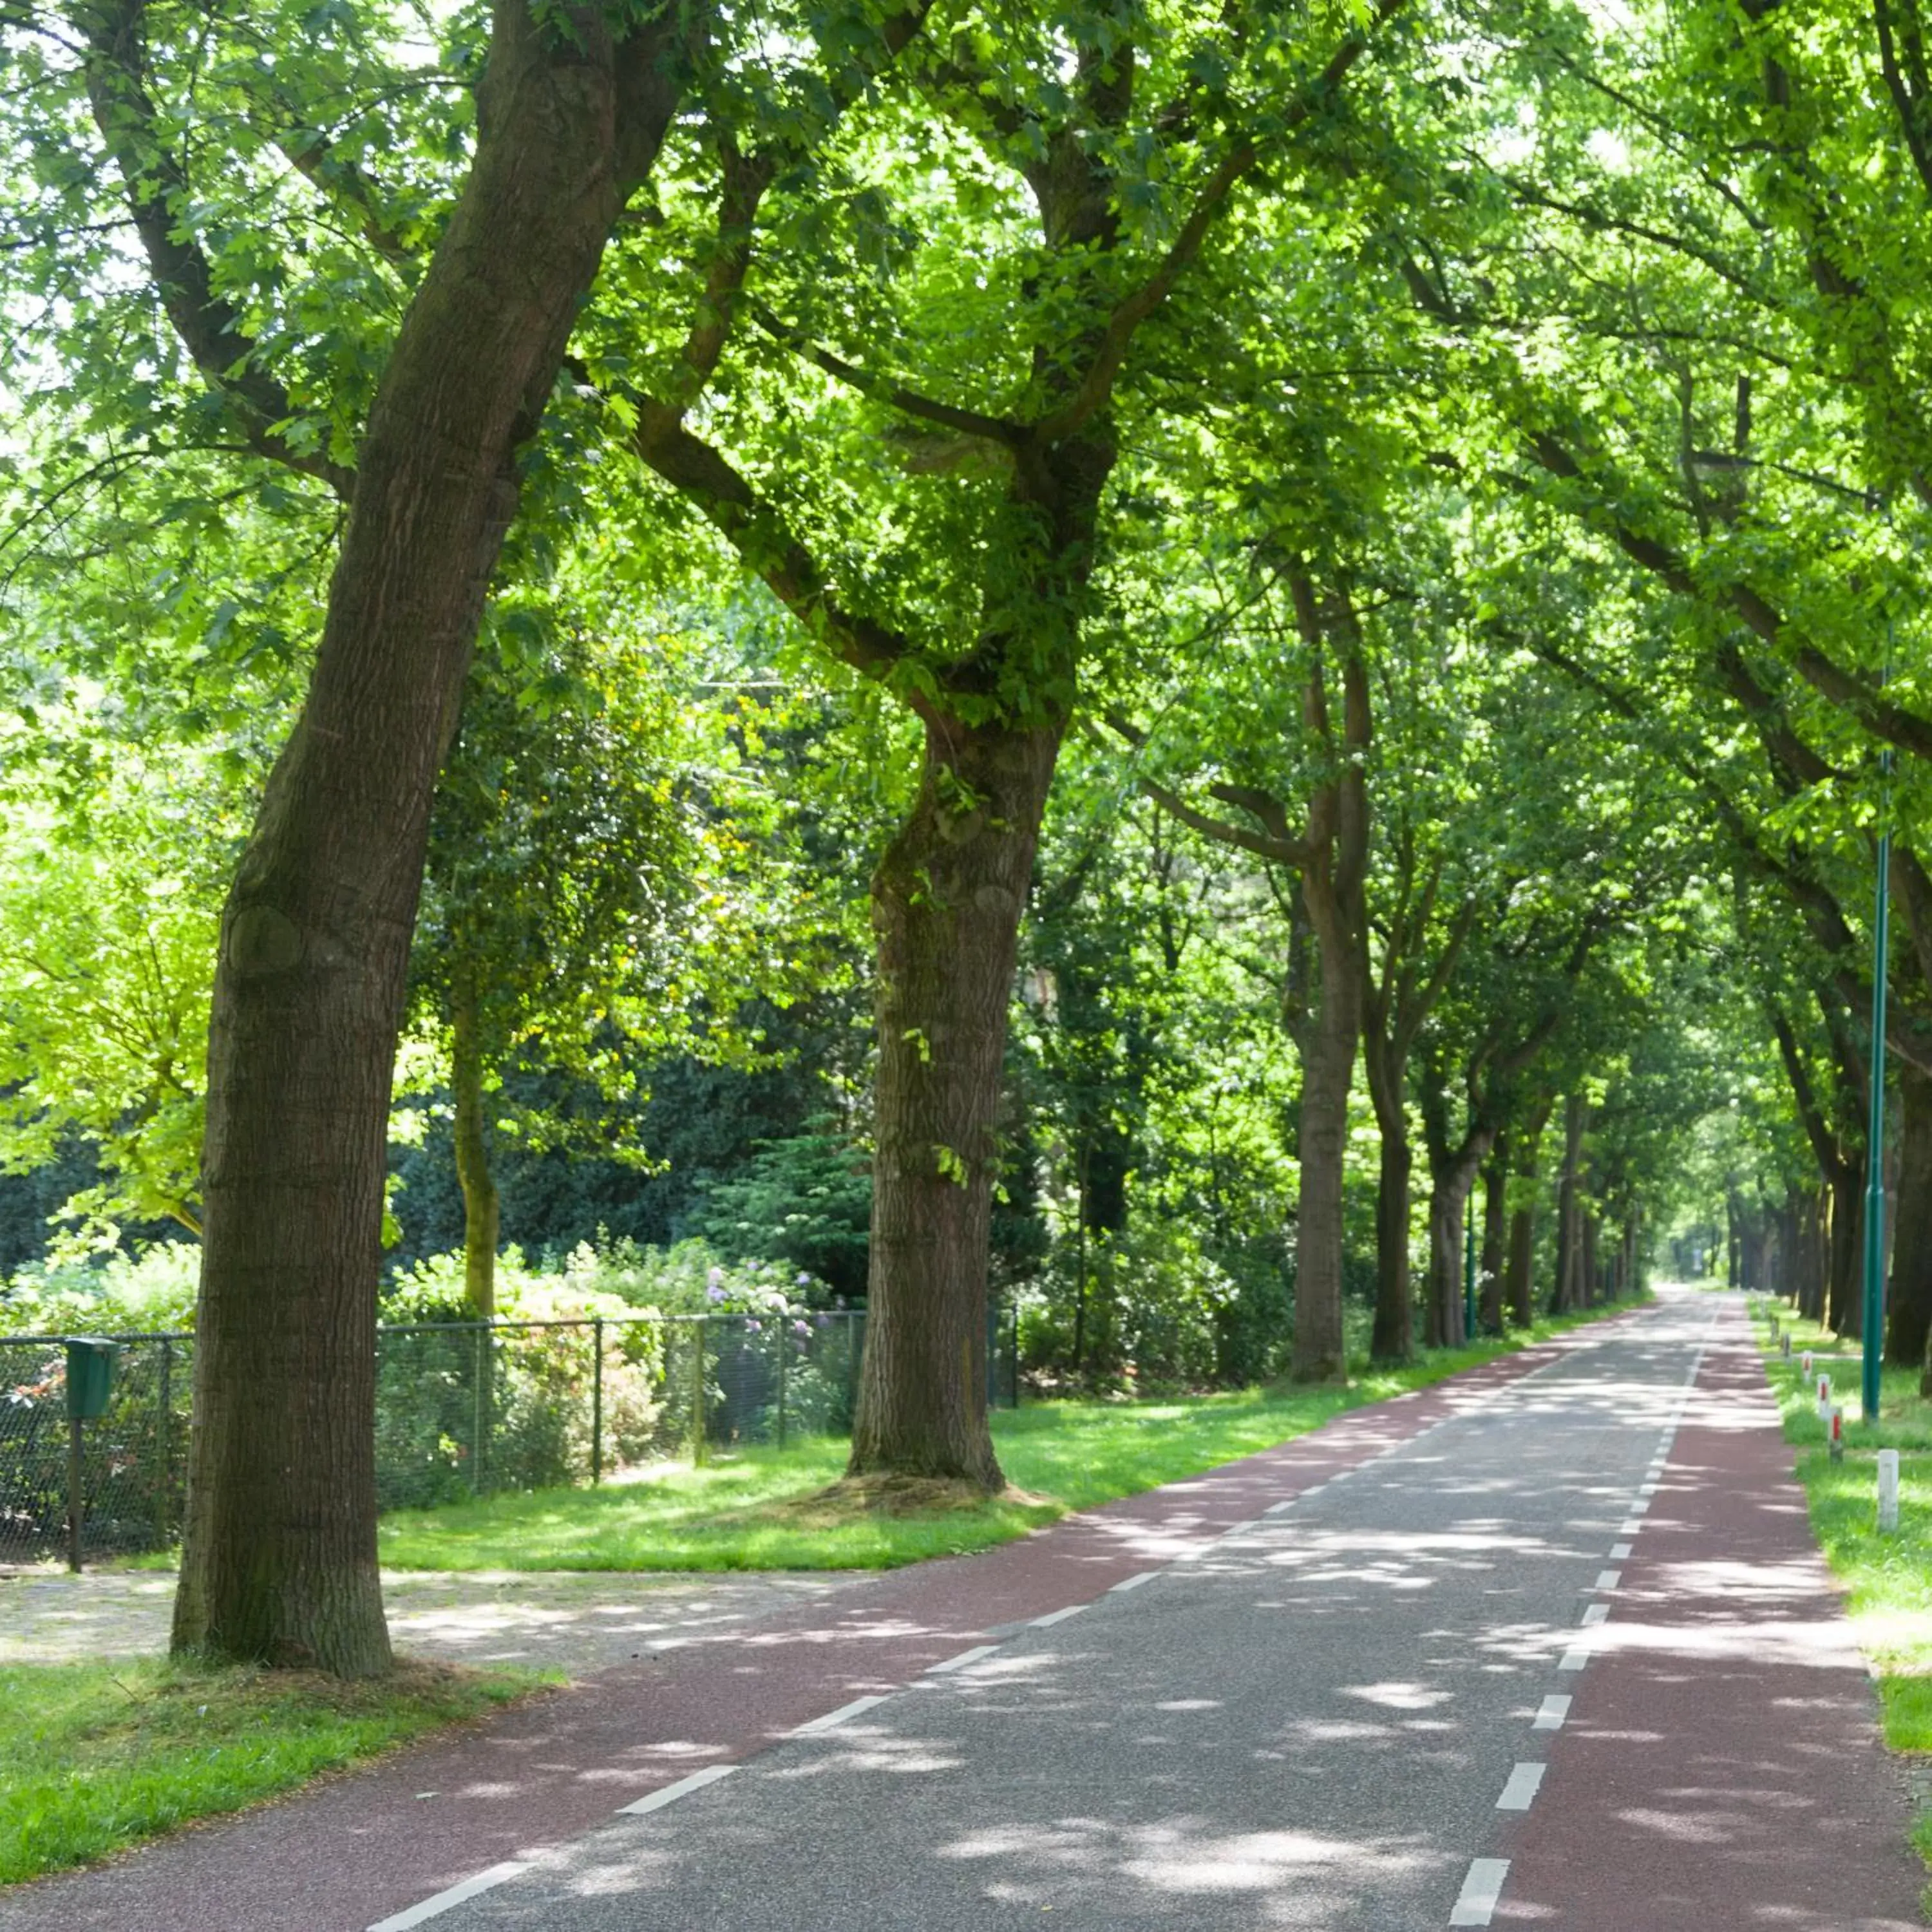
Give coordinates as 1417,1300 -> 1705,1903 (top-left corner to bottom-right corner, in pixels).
1479,1139 -> 1508,1331
1370,1125 -> 1414,1361
1891,1060 -> 1932,1367
1506,1099 -> 1553,1327
1551,1094 -> 1587,1313
1829,1166 -> 1865,1338
1283,590 -> 1370,1383
164,0 -> 685,1673
849,717 -> 1063,1484
1360,864 -> 1472,1363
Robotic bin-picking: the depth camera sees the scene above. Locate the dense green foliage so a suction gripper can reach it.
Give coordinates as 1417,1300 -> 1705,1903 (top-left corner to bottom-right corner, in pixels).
3,0 -> 1928,1522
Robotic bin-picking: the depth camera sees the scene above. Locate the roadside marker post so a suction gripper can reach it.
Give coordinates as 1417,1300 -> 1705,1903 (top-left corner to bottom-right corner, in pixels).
1830,1407 -> 1845,1464
1781,1333 -> 1792,1360
1816,1374 -> 1833,1421
1879,1449 -> 1901,1534
1802,1349 -> 1814,1381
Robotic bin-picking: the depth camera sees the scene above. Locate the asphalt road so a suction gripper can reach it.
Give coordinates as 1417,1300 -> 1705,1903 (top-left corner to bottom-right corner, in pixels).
370,1291 -> 1909,1932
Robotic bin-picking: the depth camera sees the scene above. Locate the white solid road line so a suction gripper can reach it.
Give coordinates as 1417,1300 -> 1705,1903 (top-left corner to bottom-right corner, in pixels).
1110,1570 -> 1158,1591
1450,1857 -> 1511,1926
926,1644 -> 1001,1674
1031,1604 -> 1085,1626
366,1860 -> 531,1932
1595,1569 -> 1621,1590
616,1764 -> 737,1815
1532,1694 -> 1571,1731
789,1694 -> 892,1736
1495,1763 -> 1546,1811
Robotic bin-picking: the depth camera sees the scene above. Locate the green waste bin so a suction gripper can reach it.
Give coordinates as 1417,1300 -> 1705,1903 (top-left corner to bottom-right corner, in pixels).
64,1337 -> 118,1421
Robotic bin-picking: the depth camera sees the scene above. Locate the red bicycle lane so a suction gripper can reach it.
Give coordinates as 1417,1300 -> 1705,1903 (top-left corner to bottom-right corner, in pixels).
1492,1301 -> 1925,1931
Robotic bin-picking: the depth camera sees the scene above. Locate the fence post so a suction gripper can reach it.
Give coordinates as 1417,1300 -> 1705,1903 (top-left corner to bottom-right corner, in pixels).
66,1412 -> 84,1573
591,1316 -> 605,1486
473,1323 -> 488,1497
775,1321 -> 788,1451
155,1338 -> 173,1548
845,1311 -> 860,1435
691,1318 -> 707,1466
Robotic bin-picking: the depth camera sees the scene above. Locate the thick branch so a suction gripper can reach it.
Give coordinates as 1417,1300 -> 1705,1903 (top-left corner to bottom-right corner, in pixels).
73,0 -> 354,497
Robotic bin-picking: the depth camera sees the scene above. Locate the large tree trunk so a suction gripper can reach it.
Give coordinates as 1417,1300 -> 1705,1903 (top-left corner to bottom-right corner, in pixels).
1291,947 -> 1362,1381
1424,1128 -> 1494,1349
1893,1062 -> 1932,1367
451,989 -> 499,1320
171,0 -> 681,1675
1795,1185 -> 1823,1320
1425,1186 -> 1468,1349
1368,1072 -> 1413,1363
1582,1213 -> 1599,1307
1551,1094 -> 1587,1312
1828,1162 -> 1864,1338
1479,1142 -> 1508,1331
849,716 -> 1061,1486
1506,1101 -> 1551,1326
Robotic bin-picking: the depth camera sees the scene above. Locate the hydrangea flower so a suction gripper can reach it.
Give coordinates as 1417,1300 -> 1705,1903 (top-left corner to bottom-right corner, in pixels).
706,1284 -> 726,1304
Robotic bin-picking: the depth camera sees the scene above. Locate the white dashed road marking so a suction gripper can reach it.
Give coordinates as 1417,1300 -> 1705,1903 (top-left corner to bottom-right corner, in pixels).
1532,1694 -> 1571,1731
366,1861 -> 531,1931
790,1694 -> 891,1735
1450,1857 -> 1511,1926
617,1764 -> 737,1815
1495,1763 -> 1546,1810
926,1645 -> 1000,1675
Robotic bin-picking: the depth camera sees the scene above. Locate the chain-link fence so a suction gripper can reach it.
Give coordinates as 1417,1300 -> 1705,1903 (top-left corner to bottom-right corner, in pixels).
0,1332 -> 190,1566
1,1306 -> 1021,1564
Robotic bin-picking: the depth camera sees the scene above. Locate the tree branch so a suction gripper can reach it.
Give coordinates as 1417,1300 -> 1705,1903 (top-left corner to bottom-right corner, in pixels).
72,0 -> 354,498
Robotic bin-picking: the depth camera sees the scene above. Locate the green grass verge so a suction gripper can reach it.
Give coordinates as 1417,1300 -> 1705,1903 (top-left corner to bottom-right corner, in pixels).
1747,1302 -> 1932,1898
376,1296 -> 1647,1574
0,1656 -> 548,1889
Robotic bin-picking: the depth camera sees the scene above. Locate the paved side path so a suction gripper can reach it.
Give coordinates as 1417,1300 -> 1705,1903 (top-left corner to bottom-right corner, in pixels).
1499,1298 -> 1922,1929
0,1323 -> 1612,1932
0,1568 -> 857,1676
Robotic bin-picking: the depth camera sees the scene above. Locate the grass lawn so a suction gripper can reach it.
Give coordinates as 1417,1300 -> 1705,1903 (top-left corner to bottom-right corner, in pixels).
376,1298 -> 1646,1573
0,1655 -> 546,1888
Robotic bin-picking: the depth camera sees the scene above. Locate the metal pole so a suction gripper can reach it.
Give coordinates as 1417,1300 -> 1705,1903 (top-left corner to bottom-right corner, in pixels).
67,1415 -> 84,1573
473,1323 -> 488,1495
691,1317 -> 707,1466
1864,803 -> 1892,1422
1463,1199 -> 1478,1341
591,1316 -> 605,1485
155,1338 -> 172,1549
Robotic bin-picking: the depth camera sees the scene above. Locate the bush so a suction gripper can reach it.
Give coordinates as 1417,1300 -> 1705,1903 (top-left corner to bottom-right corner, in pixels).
0,1242 -> 198,1337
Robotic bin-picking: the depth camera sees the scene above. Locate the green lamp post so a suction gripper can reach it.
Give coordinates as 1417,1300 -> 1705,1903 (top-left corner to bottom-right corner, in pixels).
1862,766 -> 1891,1424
